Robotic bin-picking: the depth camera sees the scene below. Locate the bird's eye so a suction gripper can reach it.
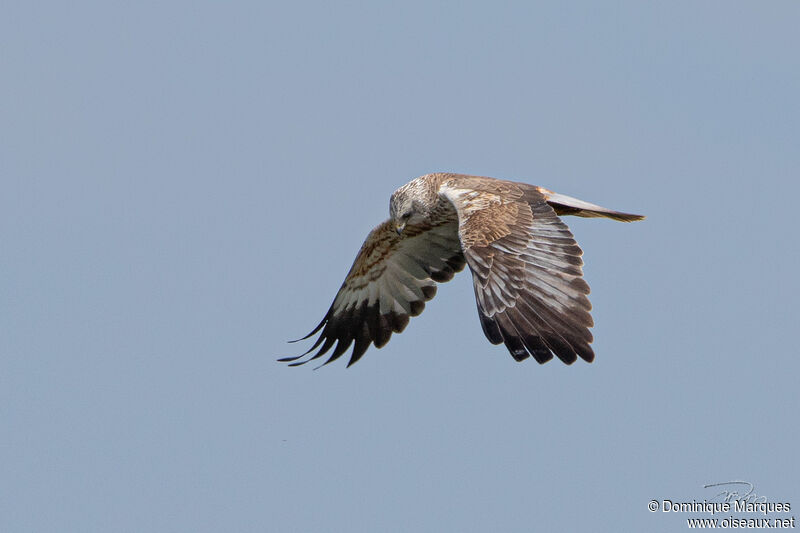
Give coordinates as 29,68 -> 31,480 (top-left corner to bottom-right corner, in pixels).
401,212 -> 412,220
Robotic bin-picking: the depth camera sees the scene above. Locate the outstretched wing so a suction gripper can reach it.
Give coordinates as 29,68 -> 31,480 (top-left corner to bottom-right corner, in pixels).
440,177 -> 594,364
280,216 -> 465,368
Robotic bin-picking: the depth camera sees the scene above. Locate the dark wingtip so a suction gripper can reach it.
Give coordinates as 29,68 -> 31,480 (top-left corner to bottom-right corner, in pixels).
579,345 -> 595,363
287,330 -> 316,343
287,316 -> 328,343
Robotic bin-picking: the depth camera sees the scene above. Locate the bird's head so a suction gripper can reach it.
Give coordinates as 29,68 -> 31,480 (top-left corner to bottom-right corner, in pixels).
389,180 -> 432,235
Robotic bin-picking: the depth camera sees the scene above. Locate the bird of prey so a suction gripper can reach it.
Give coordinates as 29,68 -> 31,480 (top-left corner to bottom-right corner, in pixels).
280,173 -> 643,368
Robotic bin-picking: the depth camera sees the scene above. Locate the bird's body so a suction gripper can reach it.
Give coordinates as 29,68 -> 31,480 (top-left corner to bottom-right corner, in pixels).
281,173 -> 643,368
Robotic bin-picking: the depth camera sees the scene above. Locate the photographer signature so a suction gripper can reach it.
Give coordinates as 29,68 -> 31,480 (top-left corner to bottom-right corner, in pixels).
704,481 -> 767,504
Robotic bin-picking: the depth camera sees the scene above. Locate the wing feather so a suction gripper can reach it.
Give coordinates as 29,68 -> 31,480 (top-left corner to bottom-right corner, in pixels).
281,215 -> 464,367
440,176 -> 596,365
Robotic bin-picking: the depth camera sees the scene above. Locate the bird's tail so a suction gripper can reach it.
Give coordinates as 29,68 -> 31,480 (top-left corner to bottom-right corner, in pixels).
538,188 -> 645,222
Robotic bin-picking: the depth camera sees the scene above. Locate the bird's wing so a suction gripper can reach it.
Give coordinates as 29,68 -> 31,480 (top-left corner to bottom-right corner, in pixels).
439,176 -> 594,364
280,216 -> 465,368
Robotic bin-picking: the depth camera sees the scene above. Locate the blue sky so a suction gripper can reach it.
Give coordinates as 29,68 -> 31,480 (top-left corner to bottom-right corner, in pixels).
3,2 -> 798,531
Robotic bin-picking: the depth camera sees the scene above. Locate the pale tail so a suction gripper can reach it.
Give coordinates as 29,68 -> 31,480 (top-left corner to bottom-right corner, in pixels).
540,189 -> 645,222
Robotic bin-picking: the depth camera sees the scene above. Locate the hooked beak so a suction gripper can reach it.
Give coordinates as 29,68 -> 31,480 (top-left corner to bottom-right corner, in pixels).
395,222 -> 406,236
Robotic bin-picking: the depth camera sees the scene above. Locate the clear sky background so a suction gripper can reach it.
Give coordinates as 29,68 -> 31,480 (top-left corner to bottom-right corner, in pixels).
3,2 -> 798,532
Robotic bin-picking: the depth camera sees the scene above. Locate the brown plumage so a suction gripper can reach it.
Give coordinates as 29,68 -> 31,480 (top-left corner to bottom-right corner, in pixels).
279,173 -> 644,368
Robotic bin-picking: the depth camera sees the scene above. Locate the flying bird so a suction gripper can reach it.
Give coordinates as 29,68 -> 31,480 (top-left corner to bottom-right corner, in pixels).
280,173 -> 644,368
